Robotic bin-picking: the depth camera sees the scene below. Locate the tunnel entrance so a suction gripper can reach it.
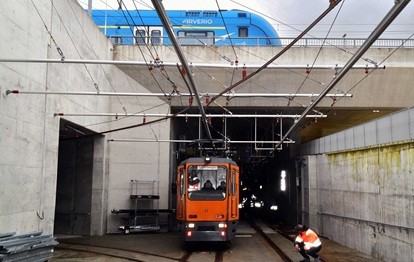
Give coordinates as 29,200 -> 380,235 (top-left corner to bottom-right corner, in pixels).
54,119 -> 101,236
170,108 -> 300,226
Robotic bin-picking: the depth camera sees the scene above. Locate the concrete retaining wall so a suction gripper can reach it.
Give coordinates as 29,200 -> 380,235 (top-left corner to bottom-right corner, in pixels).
0,0 -> 170,235
299,108 -> 414,261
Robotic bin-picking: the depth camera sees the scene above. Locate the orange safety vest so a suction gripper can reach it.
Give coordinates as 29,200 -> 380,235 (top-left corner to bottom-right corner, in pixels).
295,229 -> 322,250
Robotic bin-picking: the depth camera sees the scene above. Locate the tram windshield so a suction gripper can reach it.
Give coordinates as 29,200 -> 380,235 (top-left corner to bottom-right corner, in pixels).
187,165 -> 227,200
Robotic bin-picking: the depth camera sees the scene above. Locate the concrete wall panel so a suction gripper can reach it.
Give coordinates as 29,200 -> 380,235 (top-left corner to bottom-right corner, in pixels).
391,110 -> 410,141
0,0 -> 170,236
364,122 -> 378,147
344,128 -> 355,150
306,142 -> 414,261
353,124 -> 366,148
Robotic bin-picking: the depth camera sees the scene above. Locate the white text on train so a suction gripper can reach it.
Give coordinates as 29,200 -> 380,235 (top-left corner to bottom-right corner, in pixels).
182,19 -> 213,25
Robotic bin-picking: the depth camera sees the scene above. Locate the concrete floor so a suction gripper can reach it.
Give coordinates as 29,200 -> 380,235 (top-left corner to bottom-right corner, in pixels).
50,221 -> 378,262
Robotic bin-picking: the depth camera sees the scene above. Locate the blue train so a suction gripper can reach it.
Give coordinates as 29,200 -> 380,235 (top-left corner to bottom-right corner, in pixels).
90,9 -> 281,46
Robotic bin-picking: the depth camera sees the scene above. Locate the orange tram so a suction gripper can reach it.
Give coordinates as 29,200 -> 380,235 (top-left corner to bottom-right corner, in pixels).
176,156 -> 239,242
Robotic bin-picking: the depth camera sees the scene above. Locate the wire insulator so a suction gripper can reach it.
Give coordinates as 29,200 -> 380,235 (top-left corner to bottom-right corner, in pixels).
181,66 -> 186,76
143,116 -> 147,124
306,64 -> 310,74
189,96 -> 193,105
365,65 -> 369,74
208,116 -> 212,125
205,96 -> 210,104
331,96 -> 337,106
242,68 -> 247,78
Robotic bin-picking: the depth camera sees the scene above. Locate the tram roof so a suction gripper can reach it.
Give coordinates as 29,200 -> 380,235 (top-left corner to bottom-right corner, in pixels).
179,157 -> 237,166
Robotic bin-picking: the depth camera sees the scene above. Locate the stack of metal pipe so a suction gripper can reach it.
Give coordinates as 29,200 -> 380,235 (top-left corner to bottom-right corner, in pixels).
0,232 -> 58,262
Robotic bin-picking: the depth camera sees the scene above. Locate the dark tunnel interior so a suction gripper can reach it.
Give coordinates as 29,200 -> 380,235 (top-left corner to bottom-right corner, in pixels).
171,107 -> 300,226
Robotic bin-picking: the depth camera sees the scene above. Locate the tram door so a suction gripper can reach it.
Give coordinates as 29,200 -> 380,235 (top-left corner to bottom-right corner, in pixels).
176,166 -> 185,220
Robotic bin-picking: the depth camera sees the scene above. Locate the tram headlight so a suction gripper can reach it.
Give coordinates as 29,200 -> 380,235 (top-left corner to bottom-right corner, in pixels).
218,223 -> 227,228
188,223 -> 195,228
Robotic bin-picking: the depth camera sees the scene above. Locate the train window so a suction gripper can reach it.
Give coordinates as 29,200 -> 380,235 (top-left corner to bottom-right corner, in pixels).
177,31 -> 214,45
238,27 -> 248,37
185,11 -> 201,17
112,36 -> 122,45
203,11 -> 218,17
187,165 -> 226,200
150,30 -> 161,45
135,29 -> 146,45
238,13 -> 247,18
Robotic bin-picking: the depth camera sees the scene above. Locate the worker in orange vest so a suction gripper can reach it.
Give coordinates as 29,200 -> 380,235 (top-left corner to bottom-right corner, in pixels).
294,224 -> 322,262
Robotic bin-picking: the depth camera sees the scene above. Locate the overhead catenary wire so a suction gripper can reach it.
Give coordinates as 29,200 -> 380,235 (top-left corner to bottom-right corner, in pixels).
48,1 -> 103,93
289,0 -> 346,106
331,31 -> 414,107
270,0 -> 412,154
205,0 -> 344,107
229,0 -> 380,66
31,0 -> 65,60
151,0 -> 215,148
116,0 -> 172,99
215,0 -> 238,64
66,0 -> 128,111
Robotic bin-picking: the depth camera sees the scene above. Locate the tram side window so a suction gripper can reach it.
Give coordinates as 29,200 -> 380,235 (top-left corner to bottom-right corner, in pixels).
231,169 -> 236,195
238,27 -> 248,37
151,30 -> 161,45
135,29 -> 146,45
180,169 -> 185,195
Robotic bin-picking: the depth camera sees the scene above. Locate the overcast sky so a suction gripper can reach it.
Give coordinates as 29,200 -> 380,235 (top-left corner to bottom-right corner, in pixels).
78,0 -> 414,38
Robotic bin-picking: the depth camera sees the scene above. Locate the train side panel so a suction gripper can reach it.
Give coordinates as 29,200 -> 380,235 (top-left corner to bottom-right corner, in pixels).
90,9 -> 281,46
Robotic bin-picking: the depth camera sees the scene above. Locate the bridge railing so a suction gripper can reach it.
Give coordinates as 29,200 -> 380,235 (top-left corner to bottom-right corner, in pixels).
108,36 -> 414,48
280,37 -> 414,48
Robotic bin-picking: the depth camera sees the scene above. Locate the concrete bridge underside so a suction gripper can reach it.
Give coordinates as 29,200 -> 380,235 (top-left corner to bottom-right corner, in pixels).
114,45 -> 414,142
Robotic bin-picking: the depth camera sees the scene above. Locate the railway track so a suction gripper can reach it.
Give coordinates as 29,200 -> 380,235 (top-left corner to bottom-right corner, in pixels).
53,222 -> 299,262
